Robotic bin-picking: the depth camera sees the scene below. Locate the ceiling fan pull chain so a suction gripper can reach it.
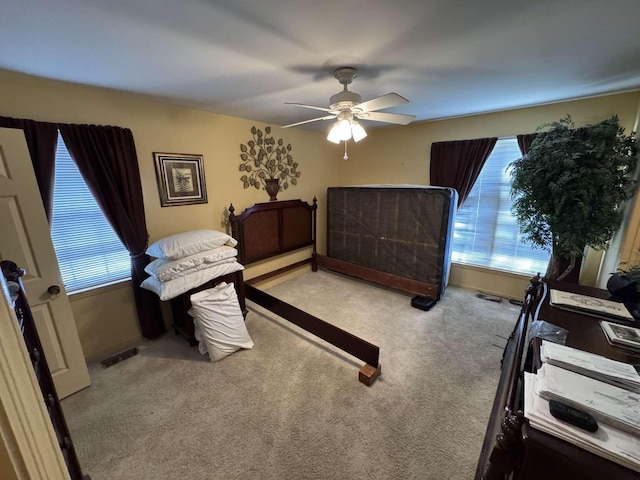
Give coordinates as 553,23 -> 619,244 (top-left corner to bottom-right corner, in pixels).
343,141 -> 349,160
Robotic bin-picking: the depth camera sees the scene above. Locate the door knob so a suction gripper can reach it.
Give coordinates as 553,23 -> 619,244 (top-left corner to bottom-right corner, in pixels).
47,285 -> 61,298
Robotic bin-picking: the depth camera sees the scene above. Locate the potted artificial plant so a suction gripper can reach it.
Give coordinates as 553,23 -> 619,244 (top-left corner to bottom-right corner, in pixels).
510,115 -> 637,282
239,126 -> 301,201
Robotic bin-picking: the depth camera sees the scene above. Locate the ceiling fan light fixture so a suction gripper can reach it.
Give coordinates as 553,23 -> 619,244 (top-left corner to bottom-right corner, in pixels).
327,117 -> 353,143
327,123 -> 344,143
351,120 -> 367,142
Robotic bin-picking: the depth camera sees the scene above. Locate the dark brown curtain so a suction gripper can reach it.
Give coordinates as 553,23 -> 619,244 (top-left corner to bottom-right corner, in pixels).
430,137 -> 497,207
0,116 -> 58,221
59,124 -> 164,338
516,133 -> 538,156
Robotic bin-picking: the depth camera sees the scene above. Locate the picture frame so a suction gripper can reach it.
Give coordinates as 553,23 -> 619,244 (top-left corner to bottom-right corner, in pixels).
153,152 -> 207,207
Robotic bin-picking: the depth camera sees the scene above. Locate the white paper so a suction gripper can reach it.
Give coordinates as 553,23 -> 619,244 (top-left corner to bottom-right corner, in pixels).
540,340 -> 640,392
524,373 -> 640,472
536,363 -> 640,435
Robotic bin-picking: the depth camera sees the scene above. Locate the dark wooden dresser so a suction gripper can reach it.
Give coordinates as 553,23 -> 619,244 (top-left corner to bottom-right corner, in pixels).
1,260 -> 89,480
475,276 -> 640,480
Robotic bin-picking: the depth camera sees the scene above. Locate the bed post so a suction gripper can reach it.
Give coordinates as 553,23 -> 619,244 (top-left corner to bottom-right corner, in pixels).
311,196 -> 318,272
228,203 -> 242,263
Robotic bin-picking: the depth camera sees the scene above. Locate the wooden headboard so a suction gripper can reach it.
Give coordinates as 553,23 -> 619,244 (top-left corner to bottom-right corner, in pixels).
229,198 -> 317,266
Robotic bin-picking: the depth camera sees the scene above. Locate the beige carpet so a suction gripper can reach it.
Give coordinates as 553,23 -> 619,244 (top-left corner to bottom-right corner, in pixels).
61,270 -> 520,480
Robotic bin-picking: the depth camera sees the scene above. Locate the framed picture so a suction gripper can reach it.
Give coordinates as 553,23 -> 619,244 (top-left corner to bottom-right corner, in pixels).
601,321 -> 640,351
153,152 -> 207,207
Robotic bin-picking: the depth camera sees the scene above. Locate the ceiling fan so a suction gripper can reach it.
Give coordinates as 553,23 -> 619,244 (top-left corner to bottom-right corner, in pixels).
282,67 -> 415,149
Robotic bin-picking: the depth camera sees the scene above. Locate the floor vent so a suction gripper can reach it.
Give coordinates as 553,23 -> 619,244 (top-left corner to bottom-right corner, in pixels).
101,347 -> 139,368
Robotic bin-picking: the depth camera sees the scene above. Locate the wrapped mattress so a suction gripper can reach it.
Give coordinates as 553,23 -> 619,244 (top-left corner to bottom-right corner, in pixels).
326,185 -> 457,300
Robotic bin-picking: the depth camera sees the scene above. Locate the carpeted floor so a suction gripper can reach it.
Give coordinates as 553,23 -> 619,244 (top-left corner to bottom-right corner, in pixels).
61,270 -> 520,480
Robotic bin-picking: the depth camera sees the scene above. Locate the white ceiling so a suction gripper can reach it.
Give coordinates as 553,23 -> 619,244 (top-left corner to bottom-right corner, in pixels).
2,0 -> 640,131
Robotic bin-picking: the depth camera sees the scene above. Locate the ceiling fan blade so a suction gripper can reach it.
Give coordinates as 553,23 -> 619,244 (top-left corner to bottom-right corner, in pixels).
285,102 -> 333,113
356,93 -> 409,113
358,111 -> 416,125
281,115 -> 336,128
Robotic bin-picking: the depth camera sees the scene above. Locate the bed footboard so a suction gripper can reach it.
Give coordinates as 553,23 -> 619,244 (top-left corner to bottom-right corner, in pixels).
316,254 -> 437,299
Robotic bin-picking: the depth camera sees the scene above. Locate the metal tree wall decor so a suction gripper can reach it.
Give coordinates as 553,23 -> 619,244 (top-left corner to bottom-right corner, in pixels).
239,126 -> 301,198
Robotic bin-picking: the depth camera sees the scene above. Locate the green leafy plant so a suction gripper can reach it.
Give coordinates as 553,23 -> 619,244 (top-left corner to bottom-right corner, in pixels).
510,115 -> 637,281
617,250 -> 640,293
238,126 -> 301,191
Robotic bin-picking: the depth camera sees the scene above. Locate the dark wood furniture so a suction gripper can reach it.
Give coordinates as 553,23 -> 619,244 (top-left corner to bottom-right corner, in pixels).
229,198 -> 382,386
1,260 -> 90,480
229,198 -> 318,269
319,185 -> 457,301
476,276 -> 640,480
170,269 -> 247,346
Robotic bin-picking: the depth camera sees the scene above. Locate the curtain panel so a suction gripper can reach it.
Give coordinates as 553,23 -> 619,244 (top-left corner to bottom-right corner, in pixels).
59,124 -> 164,338
430,137 -> 497,207
516,133 -> 538,156
0,115 -> 164,339
0,116 -> 58,221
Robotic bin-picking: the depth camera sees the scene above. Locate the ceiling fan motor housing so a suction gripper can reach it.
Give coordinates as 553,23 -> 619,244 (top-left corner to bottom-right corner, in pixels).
330,90 -> 362,110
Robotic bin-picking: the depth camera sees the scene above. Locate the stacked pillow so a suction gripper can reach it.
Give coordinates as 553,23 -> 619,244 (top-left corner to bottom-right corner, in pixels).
140,230 -> 244,301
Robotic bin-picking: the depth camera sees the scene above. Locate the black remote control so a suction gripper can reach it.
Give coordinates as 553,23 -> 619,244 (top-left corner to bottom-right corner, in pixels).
548,400 -> 598,432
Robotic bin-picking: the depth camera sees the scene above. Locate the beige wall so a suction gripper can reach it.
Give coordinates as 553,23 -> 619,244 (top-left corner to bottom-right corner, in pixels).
0,431 -> 20,480
339,91 -> 640,299
0,69 -> 338,361
2,67 -> 639,357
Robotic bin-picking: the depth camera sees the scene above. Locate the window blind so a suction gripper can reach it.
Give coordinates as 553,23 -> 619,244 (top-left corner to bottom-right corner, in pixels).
451,137 -> 549,275
50,135 -> 131,293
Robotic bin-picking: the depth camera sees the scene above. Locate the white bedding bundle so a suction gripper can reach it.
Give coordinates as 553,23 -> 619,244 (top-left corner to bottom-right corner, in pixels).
189,282 -> 254,362
140,229 -> 244,301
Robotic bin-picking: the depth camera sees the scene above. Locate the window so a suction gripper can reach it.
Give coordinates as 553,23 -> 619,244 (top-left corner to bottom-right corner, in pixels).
50,135 -> 131,293
451,137 -> 549,275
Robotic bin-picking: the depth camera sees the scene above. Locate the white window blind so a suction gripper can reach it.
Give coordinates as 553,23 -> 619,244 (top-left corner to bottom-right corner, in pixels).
451,137 -> 549,275
50,135 -> 131,293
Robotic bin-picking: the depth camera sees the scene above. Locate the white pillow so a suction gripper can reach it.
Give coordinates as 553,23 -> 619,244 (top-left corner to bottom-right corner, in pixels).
188,282 -> 254,362
156,258 -> 237,282
140,261 -> 244,301
145,246 -> 238,281
146,230 -> 238,259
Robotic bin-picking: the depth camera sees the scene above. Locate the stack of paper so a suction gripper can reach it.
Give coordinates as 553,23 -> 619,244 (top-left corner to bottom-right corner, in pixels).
549,289 -> 634,322
535,363 -> 640,435
540,340 -> 640,392
524,373 -> 640,472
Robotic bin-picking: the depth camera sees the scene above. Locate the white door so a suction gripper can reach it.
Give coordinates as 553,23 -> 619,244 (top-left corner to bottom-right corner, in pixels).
0,128 -> 90,399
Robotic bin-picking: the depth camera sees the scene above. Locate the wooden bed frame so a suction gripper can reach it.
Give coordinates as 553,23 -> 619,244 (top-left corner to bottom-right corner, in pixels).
229,198 -> 382,386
